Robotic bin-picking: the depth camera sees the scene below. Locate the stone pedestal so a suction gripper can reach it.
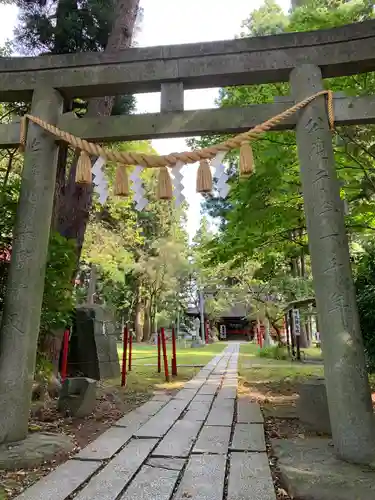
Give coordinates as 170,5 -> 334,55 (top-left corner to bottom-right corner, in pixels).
67,306 -> 120,380
0,433 -> 74,470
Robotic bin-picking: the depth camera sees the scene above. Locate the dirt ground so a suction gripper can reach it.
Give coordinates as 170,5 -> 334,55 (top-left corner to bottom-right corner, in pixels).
0,384 -> 156,499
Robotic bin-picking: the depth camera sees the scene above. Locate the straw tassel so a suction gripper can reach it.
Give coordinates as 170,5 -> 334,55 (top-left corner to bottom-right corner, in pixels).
196,159 -> 212,193
75,151 -> 92,184
240,141 -> 255,177
18,116 -> 27,153
113,165 -> 129,196
157,167 -> 173,200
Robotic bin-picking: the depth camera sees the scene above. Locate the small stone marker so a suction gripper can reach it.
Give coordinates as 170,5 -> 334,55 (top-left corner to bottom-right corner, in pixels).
193,425 -> 231,454
297,378 -> 331,434
58,377 -> 96,417
174,454 -> 226,500
153,420 -> 202,458
15,459 -> 101,500
228,452 -> 276,500
75,438 -> 157,500
231,423 -> 266,452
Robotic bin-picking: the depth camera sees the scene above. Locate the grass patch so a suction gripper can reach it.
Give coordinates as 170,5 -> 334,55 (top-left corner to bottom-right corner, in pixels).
112,341 -> 226,394
239,342 -> 324,396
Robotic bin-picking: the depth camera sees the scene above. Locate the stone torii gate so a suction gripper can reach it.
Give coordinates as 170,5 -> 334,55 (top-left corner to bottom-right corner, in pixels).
0,20 -> 375,464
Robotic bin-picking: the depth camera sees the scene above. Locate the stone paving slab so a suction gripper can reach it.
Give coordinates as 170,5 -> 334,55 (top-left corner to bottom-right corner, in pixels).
228,452 -> 276,500
197,378 -> 221,395
216,385 -> 237,399
114,410 -> 151,432
115,399 -> 167,428
174,454 -> 226,500
206,399 -> 235,426
193,425 -> 231,454
151,394 -> 172,402
231,423 -> 266,452
114,410 -> 151,429
136,399 -> 168,414
147,457 -> 186,470
120,464 -> 179,500
237,398 -> 264,423
173,388 -> 197,401
75,438 -> 158,500
153,419 -> 202,458
15,459 -> 101,500
192,393 -> 215,403
183,379 -> 205,390
135,399 -> 188,438
182,400 -> 212,422
75,426 -> 134,460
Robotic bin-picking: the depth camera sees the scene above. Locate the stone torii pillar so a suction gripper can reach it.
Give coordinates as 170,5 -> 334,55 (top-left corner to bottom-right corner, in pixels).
0,87 -> 63,444
290,64 -> 375,464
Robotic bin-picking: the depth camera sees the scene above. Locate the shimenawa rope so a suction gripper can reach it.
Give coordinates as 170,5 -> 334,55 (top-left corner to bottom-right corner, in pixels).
18,90 -> 334,195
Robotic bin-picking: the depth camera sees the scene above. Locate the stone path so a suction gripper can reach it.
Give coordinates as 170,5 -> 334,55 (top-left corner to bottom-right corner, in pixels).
16,344 -> 276,500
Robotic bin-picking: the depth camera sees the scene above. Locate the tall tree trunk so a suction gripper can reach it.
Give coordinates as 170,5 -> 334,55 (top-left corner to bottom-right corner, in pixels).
134,299 -> 144,342
55,0 -> 141,258
143,299 -> 151,341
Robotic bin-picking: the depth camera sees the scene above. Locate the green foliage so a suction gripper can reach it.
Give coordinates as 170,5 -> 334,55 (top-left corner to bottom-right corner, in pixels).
40,232 -> 76,337
258,344 -> 289,360
189,1 -> 375,351
355,243 -> 375,372
79,140 -> 190,329
12,1 -> 138,114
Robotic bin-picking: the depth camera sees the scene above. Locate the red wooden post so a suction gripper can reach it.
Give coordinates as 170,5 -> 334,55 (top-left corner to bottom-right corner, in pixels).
161,327 -> 170,382
61,328 -> 70,382
205,321 -> 209,344
121,325 -> 129,387
157,331 -> 161,373
171,327 -> 177,376
128,332 -> 132,372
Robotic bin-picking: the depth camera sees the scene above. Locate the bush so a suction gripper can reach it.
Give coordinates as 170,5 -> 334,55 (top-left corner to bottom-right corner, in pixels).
355,244 -> 375,372
37,232 -> 77,372
258,344 -> 289,360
